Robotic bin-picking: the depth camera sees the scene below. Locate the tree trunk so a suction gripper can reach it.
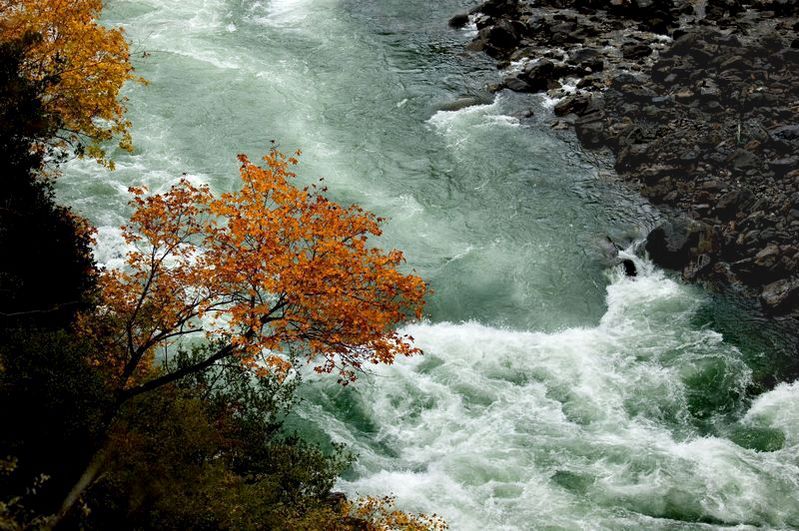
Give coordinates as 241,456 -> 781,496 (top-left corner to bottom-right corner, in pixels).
43,445 -> 108,530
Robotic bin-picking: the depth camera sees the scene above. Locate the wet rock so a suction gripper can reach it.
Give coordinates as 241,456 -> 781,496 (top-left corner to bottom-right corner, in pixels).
448,13 -> 470,29
553,93 -> 593,117
575,112 -> 608,148
503,74 -> 531,92
684,254 -> 713,281
621,42 -> 652,59
761,278 -> 799,313
622,258 -> 638,277
755,244 -> 782,269
645,218 -> 702,270
438,95 -> 492,111
520,59 -> 557,92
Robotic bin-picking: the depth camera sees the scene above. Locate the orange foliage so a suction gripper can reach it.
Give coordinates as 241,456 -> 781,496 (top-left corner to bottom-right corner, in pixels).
92,148 -> 426,394
0,0 -> 138,166
343,496 -> 448,531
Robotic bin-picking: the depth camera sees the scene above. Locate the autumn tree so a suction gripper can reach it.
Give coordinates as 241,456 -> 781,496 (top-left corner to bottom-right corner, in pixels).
89,147 -> 427,401
0,0 -> 138,166
47,147 -> 426,523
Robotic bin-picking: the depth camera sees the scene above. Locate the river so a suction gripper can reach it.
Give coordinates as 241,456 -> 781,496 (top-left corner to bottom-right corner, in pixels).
61,0 -> 799,528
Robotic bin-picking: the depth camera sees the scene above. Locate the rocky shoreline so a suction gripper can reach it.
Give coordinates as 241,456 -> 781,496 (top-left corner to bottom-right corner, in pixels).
453,0 -> 799,322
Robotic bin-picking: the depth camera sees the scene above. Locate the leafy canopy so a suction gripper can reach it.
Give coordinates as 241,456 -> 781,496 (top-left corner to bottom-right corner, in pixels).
0,0 -> 138,167
92,148 -> 427,395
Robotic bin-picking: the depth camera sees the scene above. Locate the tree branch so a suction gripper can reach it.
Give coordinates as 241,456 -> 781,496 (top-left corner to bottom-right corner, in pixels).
119,343 -> 237,403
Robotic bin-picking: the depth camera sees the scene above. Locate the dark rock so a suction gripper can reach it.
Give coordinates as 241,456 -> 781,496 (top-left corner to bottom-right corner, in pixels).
469,20 -> 521,57
755,244 -> 782,269
729,149 -> 760,171
668,33 -> 702,56
471,0 -> 520,17
554,93 -> 593,117
622,42 -> 652,59
438,95 -> 492,112
769,157 -> 798,175
761,278 -> 799,313
520,59 -> 557,92
325,492 -> 348,509
503,74 -> 531,92
486,20 -> 520,52
770,124 -> 799,141
448,13 -> 470,29
715,189 -> 753,219
575,112 -> 608,148
646,218 -> 702,270
622,258 -> 638,277
684,254 -> 713,281
719,55 -> 753,72
464,0 -> 799,323
569,47 -> 600,63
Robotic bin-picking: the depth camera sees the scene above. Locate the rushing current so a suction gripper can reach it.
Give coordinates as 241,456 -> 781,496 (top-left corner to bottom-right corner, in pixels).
61,0 -> 799,529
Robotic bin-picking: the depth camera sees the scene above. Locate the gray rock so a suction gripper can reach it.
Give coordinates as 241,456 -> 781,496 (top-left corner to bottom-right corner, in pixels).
448,13 -> 470,29
761,278 -> 799,313
645,218 -> 703,270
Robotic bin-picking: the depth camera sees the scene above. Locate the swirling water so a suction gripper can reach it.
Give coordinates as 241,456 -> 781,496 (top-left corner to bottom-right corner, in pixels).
60,0 -> 799,528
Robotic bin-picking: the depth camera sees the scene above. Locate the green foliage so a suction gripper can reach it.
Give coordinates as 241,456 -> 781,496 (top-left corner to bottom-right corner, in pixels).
0,330 -> 110,526
75,352 -> 353,530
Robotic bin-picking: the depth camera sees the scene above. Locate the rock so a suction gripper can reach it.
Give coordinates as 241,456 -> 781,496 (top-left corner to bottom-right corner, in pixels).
761,277 -> 799,313
769,157 -> 798,175
770,124 -> 799,141
472,0 -> 520,17
675,89 -> 695,103
668,33 -> 702,56
621,42 -> 652,59
645,218 -> 702,270
729,148 -> 759,171
554,93 -> 593,117
465,0 -> 799,321
575,112 -> 608,148
715,189 -> 753,219
448,13 -> 470,29
503,74 -> 531,92
684,254 -> 713,281
755,244 -> 781,269
622,258 -> 638,277
699,79 -> 721,100
486,20 -> 520,52
719,55 -> 753,71
438,95 -> 491,111
520,59 -> 557,92
569,47 -> 601,63
469,20 -> 520,57
325,492 -> 348,509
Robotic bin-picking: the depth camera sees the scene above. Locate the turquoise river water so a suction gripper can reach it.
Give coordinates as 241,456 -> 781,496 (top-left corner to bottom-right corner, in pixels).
60,0 -> 799,529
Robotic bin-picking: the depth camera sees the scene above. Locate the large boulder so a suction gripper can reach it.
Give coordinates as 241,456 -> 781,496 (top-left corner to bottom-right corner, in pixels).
761,277 -> 799,313
448,13 -> 470,29
645,218 -> 703,270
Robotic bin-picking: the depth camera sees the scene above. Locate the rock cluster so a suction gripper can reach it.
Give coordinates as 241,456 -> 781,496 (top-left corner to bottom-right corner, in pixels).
456,0 -> 799,316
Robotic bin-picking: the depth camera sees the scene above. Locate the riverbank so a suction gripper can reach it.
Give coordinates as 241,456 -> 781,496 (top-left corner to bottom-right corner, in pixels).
454,0 -> 799,325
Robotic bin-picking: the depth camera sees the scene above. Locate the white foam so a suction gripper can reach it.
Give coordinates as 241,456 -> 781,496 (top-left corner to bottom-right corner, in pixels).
302,254 -> 799,528
744,381 -> 799,445
250,0 -> 336,29
428,97 -> 520,149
